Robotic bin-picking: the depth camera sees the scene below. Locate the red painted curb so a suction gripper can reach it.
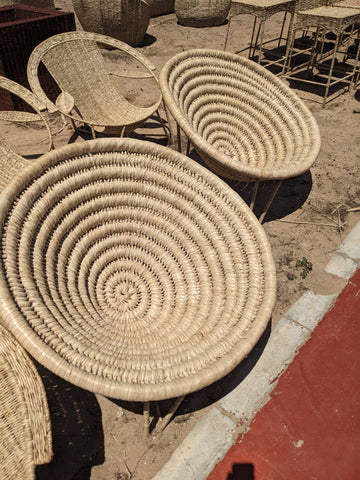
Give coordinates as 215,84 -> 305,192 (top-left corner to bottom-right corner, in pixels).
208,269 -> 360,480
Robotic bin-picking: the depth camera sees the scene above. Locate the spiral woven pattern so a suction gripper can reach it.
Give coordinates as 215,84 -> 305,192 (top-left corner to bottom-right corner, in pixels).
159,49 -> 321,181
0,138 -> 276,402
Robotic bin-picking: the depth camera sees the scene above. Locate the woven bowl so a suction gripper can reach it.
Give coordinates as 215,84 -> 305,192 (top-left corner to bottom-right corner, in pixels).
159,49 -> 321,182
0,138 -> 276,402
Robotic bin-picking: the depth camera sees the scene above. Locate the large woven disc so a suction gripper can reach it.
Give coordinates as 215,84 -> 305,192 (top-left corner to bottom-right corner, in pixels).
159,49 -> 321,182
0,138 -> 276,401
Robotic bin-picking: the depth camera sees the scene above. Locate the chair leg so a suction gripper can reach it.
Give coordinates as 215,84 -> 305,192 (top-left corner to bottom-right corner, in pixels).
143,401 -> 151,437
156,395 -> 186,434
250,180 -> 260,211
259,180 -> 282,224
177,124 -> 182,153
156,107 -> 171,142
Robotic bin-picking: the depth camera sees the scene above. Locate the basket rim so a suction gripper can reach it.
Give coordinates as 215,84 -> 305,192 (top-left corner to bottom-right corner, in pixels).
159,48 -> 321,181
0,137 -> 276,401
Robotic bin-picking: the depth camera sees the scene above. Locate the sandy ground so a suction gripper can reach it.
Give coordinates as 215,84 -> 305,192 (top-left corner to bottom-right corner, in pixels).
1,2 -> 360,480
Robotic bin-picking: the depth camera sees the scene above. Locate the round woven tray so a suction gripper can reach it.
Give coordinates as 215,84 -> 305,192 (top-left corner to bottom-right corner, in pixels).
0,138 -> 276,402
159,49 -> 321,182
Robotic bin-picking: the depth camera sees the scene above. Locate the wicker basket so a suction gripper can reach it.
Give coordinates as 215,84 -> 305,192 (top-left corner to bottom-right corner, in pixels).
175,0 -> 230,27
72,0 -> 150,46
148,0 -> 175,17
159,49 -> 321,182
0,324 -> 52,480
0,137 -> 276,403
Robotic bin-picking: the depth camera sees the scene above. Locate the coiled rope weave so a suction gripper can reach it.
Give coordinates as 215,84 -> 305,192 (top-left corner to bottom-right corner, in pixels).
0,138 -> 276,402
159,49 -> 321,182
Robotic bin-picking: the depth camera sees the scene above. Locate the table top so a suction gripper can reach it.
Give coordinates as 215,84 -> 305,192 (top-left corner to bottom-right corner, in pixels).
300,5 -> 360,20
0,138 -> 276,402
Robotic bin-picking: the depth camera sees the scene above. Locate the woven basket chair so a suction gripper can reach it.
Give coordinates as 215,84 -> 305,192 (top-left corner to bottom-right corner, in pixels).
27,31 -> 167,139
0,137 -> 276,432
175,0 -> 231,27
0,76 -> 53,193
72,0 -> 150,47
159,49 -> 321,222
147,0 -> 175,17
0,324 -> 52,480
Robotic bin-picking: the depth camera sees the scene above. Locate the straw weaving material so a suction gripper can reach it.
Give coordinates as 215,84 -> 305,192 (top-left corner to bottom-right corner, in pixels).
159,49 -> 321,182
27,31 -> 162,137
0,324 -> 52,479
0,75 -> 53,192
72,0 -> 150,46
175,0 -> 230,26
147,0 -> 175,16
0,138 -> 276,402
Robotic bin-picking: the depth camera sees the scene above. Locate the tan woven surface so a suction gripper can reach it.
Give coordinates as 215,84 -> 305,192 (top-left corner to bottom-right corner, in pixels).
0,76 -> 52,192
0,137 -> 276,402
0,324 -> 52,479
231,0 -> 295,18
72,0 -> 150,46
27,31 -> 162,137
159,49 -> 321,181
175,0 -> 231,26
147,0 -> 175,16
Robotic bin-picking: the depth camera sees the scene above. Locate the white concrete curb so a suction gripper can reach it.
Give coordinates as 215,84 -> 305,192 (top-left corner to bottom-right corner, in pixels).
152,221 -> 360,480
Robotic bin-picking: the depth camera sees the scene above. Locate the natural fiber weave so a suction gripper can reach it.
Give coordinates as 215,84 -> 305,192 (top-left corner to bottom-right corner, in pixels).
175,0 -> 230,26
72,0 -> 150,46
159,49 -> 321,181
0,324 -> 52,480
0,137 -> 276,402
27,31 -> 162,137
230,0 -> 295,19
147,0 -> 175,16
0,75 -> 52,192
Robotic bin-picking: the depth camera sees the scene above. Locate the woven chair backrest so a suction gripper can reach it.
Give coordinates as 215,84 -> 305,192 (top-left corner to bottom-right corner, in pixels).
40,38 -> 125,122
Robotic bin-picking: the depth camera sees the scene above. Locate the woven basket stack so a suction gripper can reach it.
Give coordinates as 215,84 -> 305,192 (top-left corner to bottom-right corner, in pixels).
175,0 -> 230,27
72,0 -> 150,46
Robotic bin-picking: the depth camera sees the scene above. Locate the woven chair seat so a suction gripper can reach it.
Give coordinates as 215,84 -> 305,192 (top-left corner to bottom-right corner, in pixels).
159,49 -> 321,182
0,137 -> 276,402
0,324 -> 52,480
